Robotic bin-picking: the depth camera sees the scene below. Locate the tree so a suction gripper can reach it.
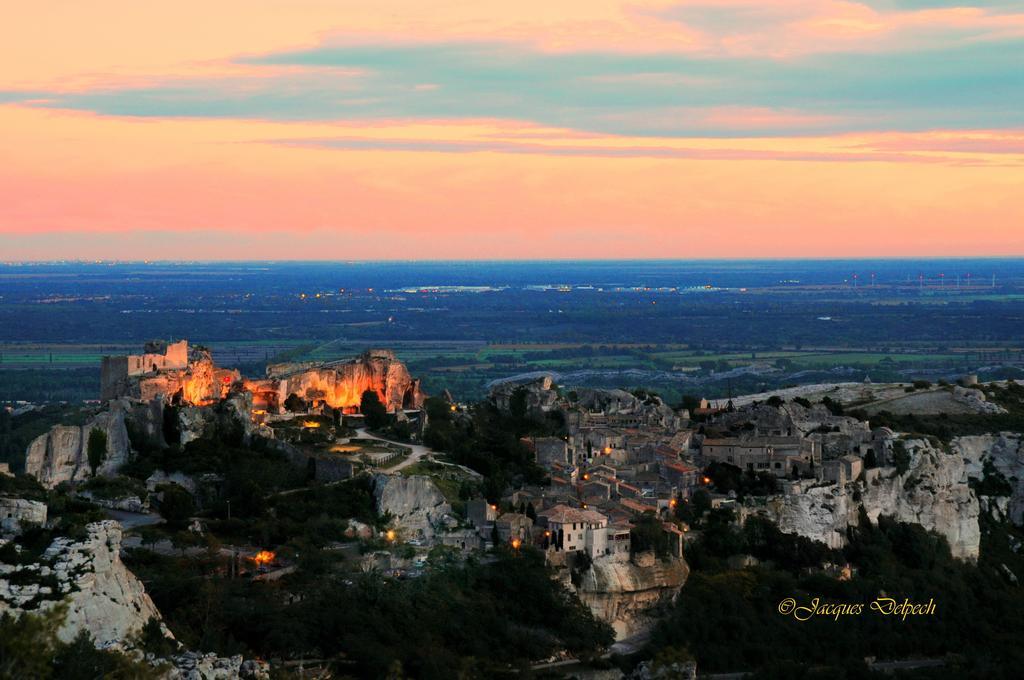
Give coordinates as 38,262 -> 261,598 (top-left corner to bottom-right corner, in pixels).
284,393 -> 307,412
525,502 -> 537,521
360,390 -> 388,430
86,428 -> 107,476
158,484 -> 194,528
508,386 -> 529,422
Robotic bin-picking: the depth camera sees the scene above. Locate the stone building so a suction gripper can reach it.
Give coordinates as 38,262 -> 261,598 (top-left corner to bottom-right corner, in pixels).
495,513 -> 533,543
537,504 -> 609,557
702,435 -> 821,477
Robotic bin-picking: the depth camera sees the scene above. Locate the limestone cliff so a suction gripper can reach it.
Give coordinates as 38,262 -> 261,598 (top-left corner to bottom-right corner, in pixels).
262,349 -> 423,413
103,341 -> 239,406
760,438 -> 980,560
24,408 -> 131,488
955,433 -> 1024,523
373,474 -> 452,540
576,552 -> 689,640
0,521 -> 167,648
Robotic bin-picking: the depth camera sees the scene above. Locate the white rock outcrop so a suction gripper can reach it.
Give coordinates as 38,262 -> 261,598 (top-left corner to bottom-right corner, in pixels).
373,474 -> 451,540
0,497 -> 48,534
24,409 -> 131,488
0,520 -> 167,648
761,438 -> 981,560
955,433 -> 1024,523
161,651 -> 269,680
577,552 -> 689,640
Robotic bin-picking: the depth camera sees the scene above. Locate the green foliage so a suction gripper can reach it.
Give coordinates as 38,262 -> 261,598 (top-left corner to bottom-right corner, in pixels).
79,475 -> 146,501
703,462 -> 778,498
126,547 -> 612,678
648,514 -> 1024,676
0,472 -> 47,501
360,389 -> 388,429
157,484 -> 195,528
793,397 -> 812,408
821,396 -> 844,416
283,393 -> 307,413
86,428 -> 107,476
971,459 -> 1014,497
0,606 -> 152,679
892,440 -> 911,475
630,512 -> 671,558
423,400 -> 548,496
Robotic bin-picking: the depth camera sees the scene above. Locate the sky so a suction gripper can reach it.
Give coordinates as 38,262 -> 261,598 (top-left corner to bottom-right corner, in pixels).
2,1 -> 1023,260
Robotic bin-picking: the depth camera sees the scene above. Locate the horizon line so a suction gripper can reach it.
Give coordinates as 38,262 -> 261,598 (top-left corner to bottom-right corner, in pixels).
4,255 -> 1024,266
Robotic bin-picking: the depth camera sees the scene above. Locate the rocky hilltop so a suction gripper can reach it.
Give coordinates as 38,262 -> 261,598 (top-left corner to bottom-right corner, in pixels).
260,349 -> 424,413
24,408 -> 132,489
0,521 -> 166,647
760,437 -> 980,560
577,552 -> 689,640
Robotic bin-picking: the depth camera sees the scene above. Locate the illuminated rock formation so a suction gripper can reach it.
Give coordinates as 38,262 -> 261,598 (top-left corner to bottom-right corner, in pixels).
100,342 -> 421,415
101,340 -> 239,406
262,349 -> 424,413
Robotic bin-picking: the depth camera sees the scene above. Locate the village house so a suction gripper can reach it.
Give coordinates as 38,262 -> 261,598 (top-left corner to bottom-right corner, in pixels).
822,454 -> 864,486
467,498 -> 498,530
537,504 -> 609,557
495,512 -> 533,543
702,435 -> 821,477
532,436 -> 571,467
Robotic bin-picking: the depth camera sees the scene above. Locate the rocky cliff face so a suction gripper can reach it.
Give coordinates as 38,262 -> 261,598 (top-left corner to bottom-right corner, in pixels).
955,433 -> 1024,523
0,521 -> 167,648
761,438 -> 981,560
576,552 -> 689,640
490,376 -> 560,416
373,474 -> 452,540
265,349 -> 423,413
24,408 -> 132,488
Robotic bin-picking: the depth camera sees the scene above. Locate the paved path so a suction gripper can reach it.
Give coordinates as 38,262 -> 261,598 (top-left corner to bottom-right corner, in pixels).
105,509 -> 164,528
355,428 -> 433,472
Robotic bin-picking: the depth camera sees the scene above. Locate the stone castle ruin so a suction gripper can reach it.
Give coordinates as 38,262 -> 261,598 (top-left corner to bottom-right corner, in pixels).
100,340 -> 423,414
100,339 -> 239,405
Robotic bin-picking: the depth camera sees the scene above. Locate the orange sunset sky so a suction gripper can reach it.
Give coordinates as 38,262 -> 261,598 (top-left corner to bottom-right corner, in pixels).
2,1 -> 1023,260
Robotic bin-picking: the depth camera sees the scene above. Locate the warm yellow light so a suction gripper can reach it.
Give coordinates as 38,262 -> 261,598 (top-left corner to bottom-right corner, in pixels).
450,404 -> 457,412
252,550 -> 275,566
386,530 -> 396,542
302,420 -> 321,428
511,538 -> 522,549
